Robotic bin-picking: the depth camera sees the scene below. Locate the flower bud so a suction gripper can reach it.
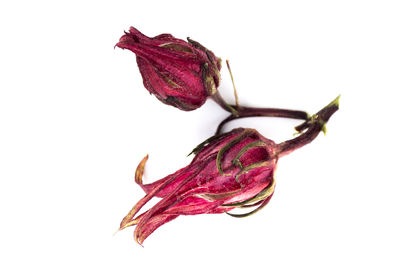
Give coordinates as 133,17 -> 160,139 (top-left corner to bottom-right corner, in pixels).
118,96 -> 339,245
119,128 -> 277,244
116,27 -> 222,111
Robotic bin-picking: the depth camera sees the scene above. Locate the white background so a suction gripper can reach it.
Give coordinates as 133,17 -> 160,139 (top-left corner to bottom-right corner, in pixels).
1,0 -> 399,266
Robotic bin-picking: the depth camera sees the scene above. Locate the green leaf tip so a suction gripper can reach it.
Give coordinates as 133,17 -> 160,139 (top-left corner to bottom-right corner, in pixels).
328,94 -> 341,108
320,94 -> 340,135
321,123 -> 327,135
187,134 -> 221,157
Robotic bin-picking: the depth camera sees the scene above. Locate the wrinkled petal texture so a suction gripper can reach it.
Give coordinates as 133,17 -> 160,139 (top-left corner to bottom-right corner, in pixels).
121,128 -> 278,244
116,27 -> 221,111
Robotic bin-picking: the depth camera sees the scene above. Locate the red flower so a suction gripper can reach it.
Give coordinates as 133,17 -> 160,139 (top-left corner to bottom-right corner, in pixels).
116,27 -> 222,111
120,128 -> 277,244
118,96 -> 339,245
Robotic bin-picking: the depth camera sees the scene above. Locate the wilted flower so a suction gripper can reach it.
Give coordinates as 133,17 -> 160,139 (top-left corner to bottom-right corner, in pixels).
120,128 -> 277,244
116,27 -> 222,111
118,96 -> 339,245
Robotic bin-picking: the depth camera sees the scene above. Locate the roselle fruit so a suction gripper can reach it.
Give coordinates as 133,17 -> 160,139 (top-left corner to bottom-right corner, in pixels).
116,27 -> 222,111
118,96 -> 339,245
116,27 -> 311,122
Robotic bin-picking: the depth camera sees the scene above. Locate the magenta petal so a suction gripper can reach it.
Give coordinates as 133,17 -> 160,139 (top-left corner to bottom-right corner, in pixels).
135,214 -> 179,245
163,196 -> 225,215
138,168 -> 193,198
119,170 -> 182,230
134,157 -> 216,232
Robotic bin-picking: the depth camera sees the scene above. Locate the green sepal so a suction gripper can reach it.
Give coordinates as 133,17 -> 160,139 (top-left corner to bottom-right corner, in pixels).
234,160 -> 269,183
216,130 -> 251,175
328,94 -> 341,109
232,140 -> 266,169
187,134 -> 221,156
226,201 -> 268,218
222,178 -> 275,207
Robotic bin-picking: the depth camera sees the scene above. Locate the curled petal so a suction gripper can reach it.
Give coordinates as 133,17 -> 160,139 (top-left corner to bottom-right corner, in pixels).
135,155 -> 148,185
119,159 -> 185,230
134,154 -> 191,198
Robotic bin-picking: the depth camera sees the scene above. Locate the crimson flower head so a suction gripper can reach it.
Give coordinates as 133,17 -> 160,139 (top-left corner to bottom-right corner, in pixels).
118,96 -> 339,245
120,128 -> 277,244
116,27 -> 222,111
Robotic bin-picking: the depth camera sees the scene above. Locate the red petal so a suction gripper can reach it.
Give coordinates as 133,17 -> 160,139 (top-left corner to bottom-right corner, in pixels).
134,156 -> 216,239
135,214 -> 179,245
119,169 -> 184,230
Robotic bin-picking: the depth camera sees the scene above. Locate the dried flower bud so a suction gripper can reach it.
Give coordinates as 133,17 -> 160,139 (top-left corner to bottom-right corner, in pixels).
116,27 -> 222,111
120,128 -> 277,244
118,96 -> 339,245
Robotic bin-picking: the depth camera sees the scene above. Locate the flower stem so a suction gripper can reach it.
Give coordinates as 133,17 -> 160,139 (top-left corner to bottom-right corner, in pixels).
212,60 -> 309,133
276,95 -> 340,157
214,104 -> 310,135
212,91 -> 239,116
